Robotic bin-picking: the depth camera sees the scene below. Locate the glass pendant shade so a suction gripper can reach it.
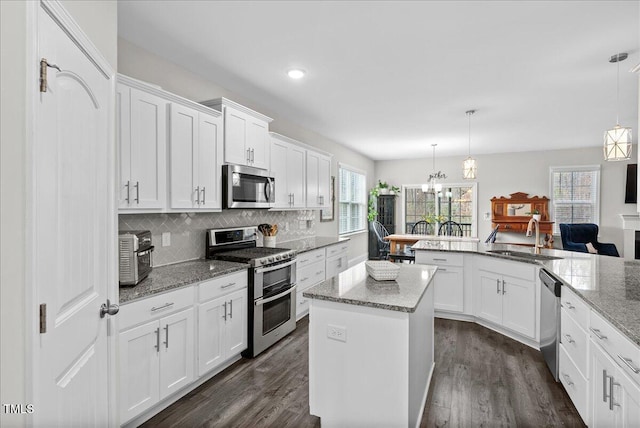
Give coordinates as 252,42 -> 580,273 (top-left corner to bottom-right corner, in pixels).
462,156 -> 477,179
603,125 -> 632,161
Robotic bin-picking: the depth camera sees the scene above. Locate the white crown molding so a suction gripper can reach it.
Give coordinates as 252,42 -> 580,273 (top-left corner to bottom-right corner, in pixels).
270,132 -> 333,158
200,97 -> 273,123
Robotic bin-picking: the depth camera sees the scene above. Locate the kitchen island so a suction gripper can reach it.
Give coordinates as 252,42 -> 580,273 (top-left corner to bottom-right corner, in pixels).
303,262 -> 437,428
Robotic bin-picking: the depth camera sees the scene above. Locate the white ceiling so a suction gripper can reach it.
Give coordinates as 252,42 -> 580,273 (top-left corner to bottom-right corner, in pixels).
118,1 -> 640,161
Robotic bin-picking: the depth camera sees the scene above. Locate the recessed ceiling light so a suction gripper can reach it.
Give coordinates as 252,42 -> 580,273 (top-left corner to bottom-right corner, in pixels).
287,69 -> 306,79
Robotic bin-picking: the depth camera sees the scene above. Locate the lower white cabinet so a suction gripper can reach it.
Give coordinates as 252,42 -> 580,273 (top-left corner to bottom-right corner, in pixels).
197,288 -> 247,376
415,252 -> 465,313
591,339 -> 640,427
475,259 -> 536,339
325,242 -> 349,278
119,306 -> 195,423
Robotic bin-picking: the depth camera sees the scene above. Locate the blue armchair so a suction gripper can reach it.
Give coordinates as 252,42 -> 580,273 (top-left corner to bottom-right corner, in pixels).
559,223 -> 619,257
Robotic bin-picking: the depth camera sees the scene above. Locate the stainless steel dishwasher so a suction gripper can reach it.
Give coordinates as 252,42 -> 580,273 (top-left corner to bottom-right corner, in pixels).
539,268 -> 563,381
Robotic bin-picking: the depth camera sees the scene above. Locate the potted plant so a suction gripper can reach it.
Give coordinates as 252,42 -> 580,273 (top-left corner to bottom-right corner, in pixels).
527,209 -> 541,222
377,180 -> 390,195
389,185 -> 400,196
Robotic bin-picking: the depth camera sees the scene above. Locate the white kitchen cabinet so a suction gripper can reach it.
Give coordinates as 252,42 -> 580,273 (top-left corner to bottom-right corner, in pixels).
306,150 -> 332,209
169,103 -> 223,210
197,272 -> 248,376
591,340 -> 640,427
202,98 -> 273,169
270,133 -> 306,209
475,259 -> 536,339
296,248 -> 327,319
325,242 -> 349,278
117,79 -> 167,210
415,252 -> 465,313
119,306 -> 195,424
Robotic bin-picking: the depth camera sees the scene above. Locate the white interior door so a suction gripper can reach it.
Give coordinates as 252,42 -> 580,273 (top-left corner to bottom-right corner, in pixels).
34,3 -> 114,426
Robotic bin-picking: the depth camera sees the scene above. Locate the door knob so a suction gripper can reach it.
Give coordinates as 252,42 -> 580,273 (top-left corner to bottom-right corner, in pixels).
100,299 -> 119,318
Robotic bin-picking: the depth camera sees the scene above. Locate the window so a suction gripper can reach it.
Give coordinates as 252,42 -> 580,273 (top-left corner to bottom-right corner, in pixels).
402,183 -> 477,237
550,165 -> 600,234
339,165 -> 366,235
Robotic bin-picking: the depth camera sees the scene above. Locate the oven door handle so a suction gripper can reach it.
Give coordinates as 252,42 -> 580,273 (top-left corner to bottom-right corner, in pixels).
255,258 -> 297,274
255,284 -> 297,306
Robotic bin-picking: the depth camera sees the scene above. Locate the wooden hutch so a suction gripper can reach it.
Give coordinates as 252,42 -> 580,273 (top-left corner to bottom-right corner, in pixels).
490,192 -> 554,246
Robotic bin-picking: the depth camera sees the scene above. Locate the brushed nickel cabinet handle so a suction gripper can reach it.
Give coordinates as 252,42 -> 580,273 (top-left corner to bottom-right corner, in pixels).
150,302 -> 174,312
563,301 -> 575,309
502,279 -> 506,294
195,186 -> 200,205
164,324 -> 169,349
229,300 -> 233,319
562,373 -> 574,387
603,369 -> 610,403
154,327 -> 160,352
201,187 -> 206,204
247,148 -> 251,163
590,327 -> 607,340
125,181 -> 130,203
496,278 -> 500,294
564,334 -> 575,344
221,282 -> 236,289
618,355 -> 640,374
134,181 -> 140,204
222,301 -> 227,321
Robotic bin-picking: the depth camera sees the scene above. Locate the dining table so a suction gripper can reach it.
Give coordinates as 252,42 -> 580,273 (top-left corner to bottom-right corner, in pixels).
384,234 -> 481,254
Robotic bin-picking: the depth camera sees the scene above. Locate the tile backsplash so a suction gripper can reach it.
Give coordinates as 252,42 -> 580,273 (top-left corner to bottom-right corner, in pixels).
119,210 -> 316,266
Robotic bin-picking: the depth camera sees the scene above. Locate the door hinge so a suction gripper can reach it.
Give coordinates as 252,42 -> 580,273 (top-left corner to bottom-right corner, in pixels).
39,58 -> 61,93
39,304 -> 47,334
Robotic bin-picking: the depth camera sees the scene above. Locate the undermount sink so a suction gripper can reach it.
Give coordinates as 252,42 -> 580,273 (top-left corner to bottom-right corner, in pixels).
487,249 -> 563,261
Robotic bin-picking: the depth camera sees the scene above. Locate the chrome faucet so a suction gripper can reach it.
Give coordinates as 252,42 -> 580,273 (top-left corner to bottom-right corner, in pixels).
526,217 -> 542,255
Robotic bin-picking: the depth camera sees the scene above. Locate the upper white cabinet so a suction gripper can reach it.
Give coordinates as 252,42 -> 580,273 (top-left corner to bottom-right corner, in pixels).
306,150 -> 332,210
117,78 -> 167,210
475,258 -> 537,340
202,98 -> 273,170
270,133 -> 306,209
169,103 -> 223,210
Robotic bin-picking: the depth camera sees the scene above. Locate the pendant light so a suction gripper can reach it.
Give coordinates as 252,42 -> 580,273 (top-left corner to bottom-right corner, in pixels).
422,144 -> 447,192
604,52 -> 632,161
462,109 -> 477,179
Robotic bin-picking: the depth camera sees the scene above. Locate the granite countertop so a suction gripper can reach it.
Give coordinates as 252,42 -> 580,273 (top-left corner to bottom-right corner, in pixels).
119,259 -> 249,304
412,240 -> 640,346
278,236 -> 350,253
303,262 -> 437,313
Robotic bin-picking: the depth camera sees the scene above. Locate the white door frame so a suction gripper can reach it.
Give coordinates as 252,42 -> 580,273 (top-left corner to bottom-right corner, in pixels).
25,0 -> 117,425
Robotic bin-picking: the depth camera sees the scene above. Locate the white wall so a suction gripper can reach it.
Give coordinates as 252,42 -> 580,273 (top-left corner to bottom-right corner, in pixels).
118,39 -> 375,261
376,146 -> 637,256
0,2 -> 117,427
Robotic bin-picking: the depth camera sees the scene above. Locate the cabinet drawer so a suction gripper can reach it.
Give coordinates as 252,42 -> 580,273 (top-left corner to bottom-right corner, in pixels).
561,308 -> 589,377
296,289 -> 310,320
326,254 -> 348,278
326,242 -> 349,258
297,249 -> 325,269
590,310 -> 640,382
559,345 -> 588,423
120,286 -> 195,330
297,260 -> 326,291
198,270 -> 248,303
561,287 -> 589,327
501,223 -> 527,232
480,257 -> 536,281
417,252 -> 464,267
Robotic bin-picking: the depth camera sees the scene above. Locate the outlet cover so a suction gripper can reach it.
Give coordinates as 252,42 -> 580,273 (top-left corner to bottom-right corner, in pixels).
327,324 -> 347,342
162,232 -> 171,247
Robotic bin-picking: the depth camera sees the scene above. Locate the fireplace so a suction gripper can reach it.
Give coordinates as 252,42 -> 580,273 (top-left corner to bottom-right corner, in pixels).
620,214 -> 640,259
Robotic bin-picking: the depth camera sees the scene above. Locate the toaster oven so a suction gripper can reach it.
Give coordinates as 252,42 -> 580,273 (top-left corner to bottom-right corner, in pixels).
119,230 -> 154,286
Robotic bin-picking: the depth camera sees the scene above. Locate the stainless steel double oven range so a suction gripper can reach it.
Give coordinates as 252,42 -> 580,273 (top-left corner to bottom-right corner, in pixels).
206,226 -> 297,357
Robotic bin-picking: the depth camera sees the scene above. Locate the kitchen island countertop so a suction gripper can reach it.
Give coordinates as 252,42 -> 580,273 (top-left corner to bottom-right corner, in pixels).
412,240 -> 640,346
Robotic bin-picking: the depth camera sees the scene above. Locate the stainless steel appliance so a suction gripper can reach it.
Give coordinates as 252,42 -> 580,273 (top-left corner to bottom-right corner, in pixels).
206,226 -> 296,357
540,268 -> 563,381
223,164 -> 275,209
119,230 -> 154,286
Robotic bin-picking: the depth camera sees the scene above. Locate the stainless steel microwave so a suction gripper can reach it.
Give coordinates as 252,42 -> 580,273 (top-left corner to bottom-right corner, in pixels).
223,164 -> 275,209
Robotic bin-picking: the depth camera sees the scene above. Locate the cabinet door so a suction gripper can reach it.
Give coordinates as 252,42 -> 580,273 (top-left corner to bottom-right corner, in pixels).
119,321 -> 160,423
476,270 -> 503,325
326,254 -> 348,278
159,308 -> 195,400
198,112 -> 223,210
270,138 -> 290,208
225,289 -> 248,357
306,151 -> 320,208
129,88 -> 167,209
317,154 -> 331,209
248,119 -> 270,169
288,145 -> 306,208
197,297 -> 226,376
501,274 -> 536,338
434,266 -> 464,313
116,84 -> 132,208
619,368 -> 640,428
224,106 -> 249,165
169,103 -> 198,209
591,341 -> 619,428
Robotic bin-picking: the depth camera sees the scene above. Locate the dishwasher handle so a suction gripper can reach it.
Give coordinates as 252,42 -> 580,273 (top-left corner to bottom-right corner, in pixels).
539,268 -> 562,297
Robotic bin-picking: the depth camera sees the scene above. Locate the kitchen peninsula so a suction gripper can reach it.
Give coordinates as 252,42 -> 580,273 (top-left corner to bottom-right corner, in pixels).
303,262 -> 437,428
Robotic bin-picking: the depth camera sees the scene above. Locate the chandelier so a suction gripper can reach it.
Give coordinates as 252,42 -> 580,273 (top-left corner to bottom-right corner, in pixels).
422,144 -> 447,192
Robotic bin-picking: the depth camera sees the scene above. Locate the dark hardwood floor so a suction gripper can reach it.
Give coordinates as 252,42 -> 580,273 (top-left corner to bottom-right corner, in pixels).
142,317 -> 584,428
